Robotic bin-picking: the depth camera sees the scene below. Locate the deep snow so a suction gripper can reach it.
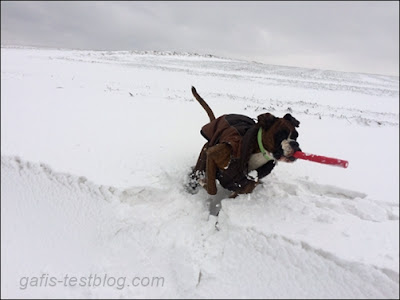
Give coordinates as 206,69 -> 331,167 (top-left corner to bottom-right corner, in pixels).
1,46 -> 399,298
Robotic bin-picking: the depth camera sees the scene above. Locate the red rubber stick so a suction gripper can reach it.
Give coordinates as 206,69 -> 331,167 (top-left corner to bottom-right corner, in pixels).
293,151 -> 349,168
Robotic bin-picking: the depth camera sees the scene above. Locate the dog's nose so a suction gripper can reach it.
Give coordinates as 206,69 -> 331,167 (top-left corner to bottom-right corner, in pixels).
289,141 -> 300,151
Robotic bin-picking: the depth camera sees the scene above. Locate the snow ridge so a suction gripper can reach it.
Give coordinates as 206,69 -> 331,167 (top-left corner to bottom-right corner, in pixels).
2,156 -> 398,298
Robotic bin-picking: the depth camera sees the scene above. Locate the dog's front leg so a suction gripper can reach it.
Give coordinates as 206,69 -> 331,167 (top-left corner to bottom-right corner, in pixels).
205,144 -> 232,195
256,160 -> 276,179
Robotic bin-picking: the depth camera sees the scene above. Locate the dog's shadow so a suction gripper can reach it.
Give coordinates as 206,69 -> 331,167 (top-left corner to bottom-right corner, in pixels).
205,187 -> 232,216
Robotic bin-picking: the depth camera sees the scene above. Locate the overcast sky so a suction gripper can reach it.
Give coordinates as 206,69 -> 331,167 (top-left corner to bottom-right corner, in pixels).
1,1 -> 399,76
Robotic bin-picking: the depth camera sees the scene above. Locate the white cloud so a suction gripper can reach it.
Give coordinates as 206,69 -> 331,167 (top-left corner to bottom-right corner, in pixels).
1,1 -> 398,76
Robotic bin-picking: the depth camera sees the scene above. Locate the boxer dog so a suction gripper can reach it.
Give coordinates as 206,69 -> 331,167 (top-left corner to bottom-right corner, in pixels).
189,87 -> 301,198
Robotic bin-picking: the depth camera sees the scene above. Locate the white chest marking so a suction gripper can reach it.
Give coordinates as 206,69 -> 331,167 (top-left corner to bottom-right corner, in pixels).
248,152 -> 270,171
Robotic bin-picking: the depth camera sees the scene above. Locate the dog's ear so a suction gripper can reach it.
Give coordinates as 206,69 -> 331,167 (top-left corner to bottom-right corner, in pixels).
283,113 -> 300,128
258,113 -> 277,130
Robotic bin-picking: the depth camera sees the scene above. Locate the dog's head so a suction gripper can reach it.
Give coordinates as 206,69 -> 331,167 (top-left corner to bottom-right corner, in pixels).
258,113 -> 301,162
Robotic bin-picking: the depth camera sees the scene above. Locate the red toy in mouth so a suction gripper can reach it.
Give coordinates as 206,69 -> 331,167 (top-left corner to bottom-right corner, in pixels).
293,151 -> 349,168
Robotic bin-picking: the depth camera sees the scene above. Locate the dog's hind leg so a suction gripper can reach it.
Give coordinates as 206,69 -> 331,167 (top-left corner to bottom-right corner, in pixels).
186,143 -> 209,194
205,143 -> 232,195
194,143 -> 208,173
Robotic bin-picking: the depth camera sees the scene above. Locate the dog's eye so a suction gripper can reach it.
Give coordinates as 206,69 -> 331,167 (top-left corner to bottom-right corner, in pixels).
275,130 -> 289,142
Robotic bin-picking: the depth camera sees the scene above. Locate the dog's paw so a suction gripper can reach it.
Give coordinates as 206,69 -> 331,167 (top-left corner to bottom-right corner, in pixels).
229,191 -> 239,198
185,182 -> 200,195
184,170 -> 205,194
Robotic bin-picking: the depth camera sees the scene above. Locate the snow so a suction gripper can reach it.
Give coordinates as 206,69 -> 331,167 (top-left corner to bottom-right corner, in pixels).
1,46 -> 399,298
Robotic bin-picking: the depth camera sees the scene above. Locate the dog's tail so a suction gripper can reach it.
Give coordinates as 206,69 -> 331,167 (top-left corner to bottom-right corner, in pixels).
191,86 -> 215,122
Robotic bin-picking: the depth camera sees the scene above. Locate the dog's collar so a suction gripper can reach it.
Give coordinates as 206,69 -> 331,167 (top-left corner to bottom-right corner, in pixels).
257,127 -> 273,162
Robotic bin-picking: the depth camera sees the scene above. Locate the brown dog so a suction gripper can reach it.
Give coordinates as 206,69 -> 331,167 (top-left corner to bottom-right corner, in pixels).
189,86 -> 301,197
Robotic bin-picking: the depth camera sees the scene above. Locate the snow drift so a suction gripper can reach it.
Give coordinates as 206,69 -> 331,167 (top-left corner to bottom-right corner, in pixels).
2,156 -> 398,298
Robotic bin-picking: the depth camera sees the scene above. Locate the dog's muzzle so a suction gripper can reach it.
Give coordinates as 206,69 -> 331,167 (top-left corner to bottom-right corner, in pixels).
281,139 -> 301,162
